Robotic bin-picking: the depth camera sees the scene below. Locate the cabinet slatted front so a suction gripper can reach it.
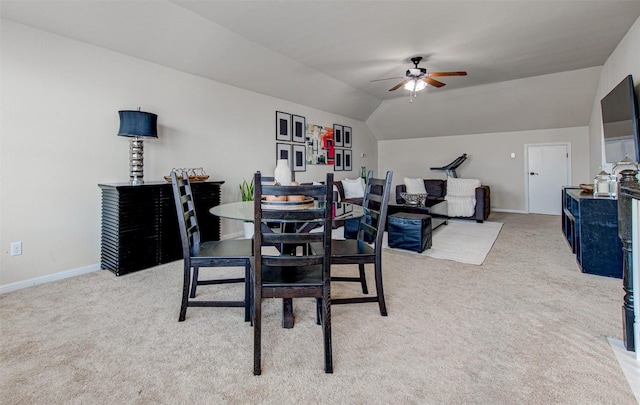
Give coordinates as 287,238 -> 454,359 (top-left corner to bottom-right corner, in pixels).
99,181 -> 224,276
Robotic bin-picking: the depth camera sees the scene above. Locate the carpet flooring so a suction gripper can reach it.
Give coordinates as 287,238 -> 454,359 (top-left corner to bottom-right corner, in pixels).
0,213 -> 637,404
382,220 -> 503,265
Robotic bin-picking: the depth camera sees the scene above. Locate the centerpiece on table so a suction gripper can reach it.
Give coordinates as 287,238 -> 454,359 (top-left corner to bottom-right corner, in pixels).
262,181 -> 314,208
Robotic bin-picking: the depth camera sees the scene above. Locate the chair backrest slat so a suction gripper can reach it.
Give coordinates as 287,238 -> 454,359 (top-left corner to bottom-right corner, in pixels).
261,210 -> 326,221
253,171 -> 334,285
262,232 -> 324,245
358,170 -> 393,247
171,171 -> 202,258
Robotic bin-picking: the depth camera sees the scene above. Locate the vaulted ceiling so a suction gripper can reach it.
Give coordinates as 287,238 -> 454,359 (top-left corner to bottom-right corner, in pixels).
2,1 -> 639,140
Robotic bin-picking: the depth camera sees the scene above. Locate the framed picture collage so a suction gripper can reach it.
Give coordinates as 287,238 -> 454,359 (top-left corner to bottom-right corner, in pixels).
276,111 -> 353,172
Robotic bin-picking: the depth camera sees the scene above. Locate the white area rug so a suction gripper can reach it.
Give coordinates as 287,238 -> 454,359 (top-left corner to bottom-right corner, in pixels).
382,220 -> 503,265
331,220 -> 503,265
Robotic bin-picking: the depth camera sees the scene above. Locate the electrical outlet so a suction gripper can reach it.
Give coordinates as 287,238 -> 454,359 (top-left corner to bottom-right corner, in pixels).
10,241 -> 22,256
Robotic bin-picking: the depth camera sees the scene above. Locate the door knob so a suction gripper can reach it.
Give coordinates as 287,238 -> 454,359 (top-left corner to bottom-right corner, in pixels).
529,172 -> 539,175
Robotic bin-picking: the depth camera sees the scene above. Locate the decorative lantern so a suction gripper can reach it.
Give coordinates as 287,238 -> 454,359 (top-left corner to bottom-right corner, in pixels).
612,158 -> 639,198
613,157 -> 639,178
594,170 -> 614,197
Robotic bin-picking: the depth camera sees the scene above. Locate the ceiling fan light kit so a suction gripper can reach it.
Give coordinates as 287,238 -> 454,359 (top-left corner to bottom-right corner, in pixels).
378,56 -> 468,102
404,79 -> 427,92
404,79 -> 427,103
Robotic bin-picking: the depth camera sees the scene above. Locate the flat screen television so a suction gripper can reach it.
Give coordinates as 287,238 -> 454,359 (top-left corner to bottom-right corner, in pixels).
600,74 -> 640,163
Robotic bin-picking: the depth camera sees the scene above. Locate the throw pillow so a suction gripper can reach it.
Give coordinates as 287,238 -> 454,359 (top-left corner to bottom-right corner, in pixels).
312,181 -> 341,202
332,184 -> 341,202
404,177 -> 427,194
342,178 -> 365,199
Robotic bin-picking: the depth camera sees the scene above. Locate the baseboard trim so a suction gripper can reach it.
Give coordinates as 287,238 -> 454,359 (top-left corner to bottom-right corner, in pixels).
492,208 -> 528,214
221,231 -> 246,240
0,263 -> 101,294
608,337 -> 640,403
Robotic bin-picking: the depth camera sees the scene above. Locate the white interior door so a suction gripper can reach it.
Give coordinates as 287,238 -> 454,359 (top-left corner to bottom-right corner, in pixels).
527,144 -> 570,215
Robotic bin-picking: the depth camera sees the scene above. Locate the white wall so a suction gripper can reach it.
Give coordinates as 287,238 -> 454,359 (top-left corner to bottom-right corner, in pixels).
378,127 -> 590,212
368,67 -> 600,141
375,16 -> 640,214
589,16 -> 640,175
0,21 -> 378,287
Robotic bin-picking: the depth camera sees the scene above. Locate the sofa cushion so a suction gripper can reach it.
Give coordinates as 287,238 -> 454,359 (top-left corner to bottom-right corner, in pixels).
342,178 -> 365,199
404,177 -> 427,195
396,178 -> 490,222
446,177 -> 481,196
423,179 -> 447,198
332,184 -> 341,202
445,178 -> 481,217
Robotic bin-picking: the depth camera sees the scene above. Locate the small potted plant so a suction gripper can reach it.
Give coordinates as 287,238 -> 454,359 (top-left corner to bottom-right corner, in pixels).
239,178 -> 254,238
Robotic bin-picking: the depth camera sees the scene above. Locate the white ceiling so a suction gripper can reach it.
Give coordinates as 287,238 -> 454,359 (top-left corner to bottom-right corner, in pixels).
2,1 -> 640,139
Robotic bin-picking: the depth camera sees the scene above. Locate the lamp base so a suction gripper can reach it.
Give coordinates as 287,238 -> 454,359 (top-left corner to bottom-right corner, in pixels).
129,137 -> 145,185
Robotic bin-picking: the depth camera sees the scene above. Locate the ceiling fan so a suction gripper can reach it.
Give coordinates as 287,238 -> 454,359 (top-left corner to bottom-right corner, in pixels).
373,56 -> 467,101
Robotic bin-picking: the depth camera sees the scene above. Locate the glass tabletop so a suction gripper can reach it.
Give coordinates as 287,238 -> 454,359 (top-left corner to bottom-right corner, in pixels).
210,201 -> 365,222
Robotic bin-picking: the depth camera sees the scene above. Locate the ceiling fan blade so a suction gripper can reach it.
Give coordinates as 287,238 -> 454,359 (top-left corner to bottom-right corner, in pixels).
370,76 -> 403,83
389,80 -> 408,91
423,77 -> 446,88
428,71 -> 468,77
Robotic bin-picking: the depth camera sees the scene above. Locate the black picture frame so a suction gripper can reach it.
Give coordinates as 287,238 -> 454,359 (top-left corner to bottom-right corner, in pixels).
334,148 -> 344,171
334,124 -> 343,147
293,144 -> 306,172
276,111 -> 291,141
276,143 -> 292,169
344,149 -> 352,171
292,115 -> 306,143
343,126 -> 352,148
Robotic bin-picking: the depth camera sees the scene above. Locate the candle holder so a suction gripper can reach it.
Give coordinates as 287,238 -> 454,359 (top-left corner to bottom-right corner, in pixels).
594,169 -> 614,197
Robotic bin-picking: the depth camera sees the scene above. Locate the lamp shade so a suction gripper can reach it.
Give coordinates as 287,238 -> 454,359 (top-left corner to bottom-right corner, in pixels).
117,110 -> 158,138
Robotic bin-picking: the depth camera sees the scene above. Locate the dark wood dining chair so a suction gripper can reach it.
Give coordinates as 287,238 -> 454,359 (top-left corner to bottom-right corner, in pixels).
171,171 -> 252,322
330,170 -> 393,316
252,172 -> 334,375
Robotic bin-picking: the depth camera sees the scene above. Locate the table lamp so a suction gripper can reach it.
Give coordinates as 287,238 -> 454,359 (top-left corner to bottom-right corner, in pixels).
117,109 -> 158,185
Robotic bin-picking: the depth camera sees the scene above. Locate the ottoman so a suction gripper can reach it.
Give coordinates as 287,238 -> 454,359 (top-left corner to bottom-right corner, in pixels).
344,215 -> 374,242
388,213 -> 432,253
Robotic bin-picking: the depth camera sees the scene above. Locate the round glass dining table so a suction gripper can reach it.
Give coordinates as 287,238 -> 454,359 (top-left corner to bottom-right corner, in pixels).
209,200 -> 364,223
209,200 -> 364,328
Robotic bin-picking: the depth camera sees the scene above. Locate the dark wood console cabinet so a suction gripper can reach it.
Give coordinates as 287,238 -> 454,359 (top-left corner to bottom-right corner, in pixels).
99,181 -> 224,276
561,187 -> 623,278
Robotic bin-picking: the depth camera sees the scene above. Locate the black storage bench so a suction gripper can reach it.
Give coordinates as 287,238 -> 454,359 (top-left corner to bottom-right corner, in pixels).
388,213 -> 432,253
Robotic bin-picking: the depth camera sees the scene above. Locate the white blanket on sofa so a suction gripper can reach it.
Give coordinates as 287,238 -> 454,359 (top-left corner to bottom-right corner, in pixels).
445,178 -> 481,217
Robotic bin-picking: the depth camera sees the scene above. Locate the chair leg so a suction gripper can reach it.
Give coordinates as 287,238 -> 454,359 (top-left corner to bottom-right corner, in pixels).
374,257 -> 388,316
316,298 -> 322,325
244,261 -> 251,322
322,296 -> 333,373
178,263 -> 191,322
358,264 -> 369,294
249,272 -> 255,327
189,266 -> 199,298
253,287 -> 262,375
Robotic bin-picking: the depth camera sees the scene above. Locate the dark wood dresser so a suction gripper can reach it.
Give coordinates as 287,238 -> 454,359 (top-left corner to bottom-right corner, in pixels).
561,187 -> 622,278
99,181 -> 224,276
